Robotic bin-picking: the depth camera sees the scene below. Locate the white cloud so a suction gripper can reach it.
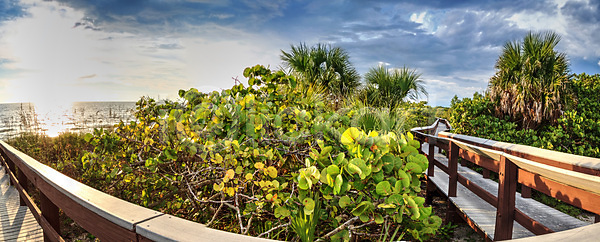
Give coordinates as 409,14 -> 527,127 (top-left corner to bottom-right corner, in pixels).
0,1 -> 288,103
410,12 -> 427,24
409,11 -> 437,34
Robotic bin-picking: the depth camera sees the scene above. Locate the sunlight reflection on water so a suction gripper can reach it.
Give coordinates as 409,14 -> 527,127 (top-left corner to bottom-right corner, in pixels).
0,102 -> 136,139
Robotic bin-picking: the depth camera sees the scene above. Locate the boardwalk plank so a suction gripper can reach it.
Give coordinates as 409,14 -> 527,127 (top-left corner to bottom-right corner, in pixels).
0,165 -> 43,241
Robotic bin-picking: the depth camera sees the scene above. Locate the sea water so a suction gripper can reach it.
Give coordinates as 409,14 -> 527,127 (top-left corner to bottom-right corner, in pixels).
0,102 -> 136,140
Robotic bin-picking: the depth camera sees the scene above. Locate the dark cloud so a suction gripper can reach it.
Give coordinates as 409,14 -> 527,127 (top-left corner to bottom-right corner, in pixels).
562,0 -> 600,24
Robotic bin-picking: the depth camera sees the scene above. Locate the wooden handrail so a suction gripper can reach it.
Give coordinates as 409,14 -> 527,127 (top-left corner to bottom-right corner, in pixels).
0,140 -> 273,242
412,118 -> 600,241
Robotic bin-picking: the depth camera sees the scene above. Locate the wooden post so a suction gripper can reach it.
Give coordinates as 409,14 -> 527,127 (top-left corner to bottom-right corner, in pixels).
17,169 -> 29,206
2,152 -> 16,186
521,185 -> 532,198
41,192 -> 60,242
445,200 -> 463,225
595,214 -> 599,223
482,168 -> 490,179
425,136 -> 437,205
425,181 -> 436,205
448,141 -> 458,197
427,137 -> 436,177
494,155 -> 517,241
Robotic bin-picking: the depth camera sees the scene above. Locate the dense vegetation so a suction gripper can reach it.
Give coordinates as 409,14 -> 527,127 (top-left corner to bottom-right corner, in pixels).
450,73 -> 600,158
9,65 -> 443,241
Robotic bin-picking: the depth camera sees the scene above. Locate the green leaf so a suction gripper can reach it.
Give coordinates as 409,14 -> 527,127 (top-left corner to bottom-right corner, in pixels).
374,214 -> 384,224
359,214 -> 370,223
334,174 -> 343,195
381,153 -> 395,174
386,194 -> 404,205
407,197 -> 420,220
347,163 -> 362,176
405,162 -> 423,174
376,181 -> 392,196
303,198 -> 316,215
397,170 -> 411,188
327,165 -> 340,176
274,206 -> 290,218
83,133 -> 94,142
351,201 -> 373,216
339,196 -> 352,208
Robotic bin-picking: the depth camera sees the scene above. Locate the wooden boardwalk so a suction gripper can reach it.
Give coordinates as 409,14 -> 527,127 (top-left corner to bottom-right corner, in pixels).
0,166 -> 43,241
423,122 -> 591,240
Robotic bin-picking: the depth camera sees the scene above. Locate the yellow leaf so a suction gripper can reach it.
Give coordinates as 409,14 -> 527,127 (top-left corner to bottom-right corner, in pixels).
213,153 -> 223,164
213,182 -> 224,192
176,122 -> 185,132
225,187 -> 235,197
245,173 -> 254,181
254,162 -> 265,170
341,127 -> 362,146
265,166 -> 278,178
224,169 -> 235,181
253,149 -> 260,157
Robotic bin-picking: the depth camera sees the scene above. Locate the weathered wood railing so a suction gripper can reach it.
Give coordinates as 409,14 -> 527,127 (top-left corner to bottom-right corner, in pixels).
411,118 -> 600,241
0,140 -> 272,242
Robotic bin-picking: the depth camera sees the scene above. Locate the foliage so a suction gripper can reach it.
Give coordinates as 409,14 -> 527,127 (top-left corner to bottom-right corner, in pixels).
7,132 -> 91,178
361,65 -> 428,108
51,65 -> 441,240
539,73 -> 600,157
489,31 -> 571,129
281,43 -> 361,102
450,73 -> 600,158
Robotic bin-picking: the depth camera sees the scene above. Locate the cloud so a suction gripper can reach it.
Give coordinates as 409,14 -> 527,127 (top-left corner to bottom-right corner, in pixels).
0,0 -> 598,106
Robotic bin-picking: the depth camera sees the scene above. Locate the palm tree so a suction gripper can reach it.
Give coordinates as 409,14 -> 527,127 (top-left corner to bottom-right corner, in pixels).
362,65 -> 428,108
489,31 -> 571,129
280,43 -> 360,100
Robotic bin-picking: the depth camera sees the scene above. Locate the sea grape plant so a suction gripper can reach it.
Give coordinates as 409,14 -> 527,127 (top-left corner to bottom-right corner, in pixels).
78,65 -> 440,240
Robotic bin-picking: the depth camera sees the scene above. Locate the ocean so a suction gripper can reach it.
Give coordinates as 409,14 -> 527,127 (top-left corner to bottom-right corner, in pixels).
0,102 -> 137,140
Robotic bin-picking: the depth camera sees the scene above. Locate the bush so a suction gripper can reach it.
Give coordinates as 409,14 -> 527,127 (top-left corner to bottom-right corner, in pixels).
66,65 -> 441,241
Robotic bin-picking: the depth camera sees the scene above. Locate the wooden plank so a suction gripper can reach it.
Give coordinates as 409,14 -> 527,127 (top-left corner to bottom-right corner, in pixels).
0,165 -> 43,242
518,169 -> 600,215
439,131 -> 600,176
506,153 -> 600,195
510,222 -> 600,242
136,215 -> 274,242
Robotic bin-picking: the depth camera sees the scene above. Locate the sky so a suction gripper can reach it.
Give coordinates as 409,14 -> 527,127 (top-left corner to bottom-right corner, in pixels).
0,0 -> 599,107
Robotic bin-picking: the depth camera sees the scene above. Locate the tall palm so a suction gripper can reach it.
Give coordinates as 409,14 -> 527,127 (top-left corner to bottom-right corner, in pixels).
363,65 -> 428,108
489,31 -> 571,129
281,43 -> 360,99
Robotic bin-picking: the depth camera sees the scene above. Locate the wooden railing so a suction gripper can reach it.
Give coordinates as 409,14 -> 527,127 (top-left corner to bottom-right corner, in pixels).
411,118 -> 600,241
0,140 -> 272,242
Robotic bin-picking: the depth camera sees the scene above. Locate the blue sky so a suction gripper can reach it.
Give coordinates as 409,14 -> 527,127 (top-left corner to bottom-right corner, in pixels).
0,0 -> 598,106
